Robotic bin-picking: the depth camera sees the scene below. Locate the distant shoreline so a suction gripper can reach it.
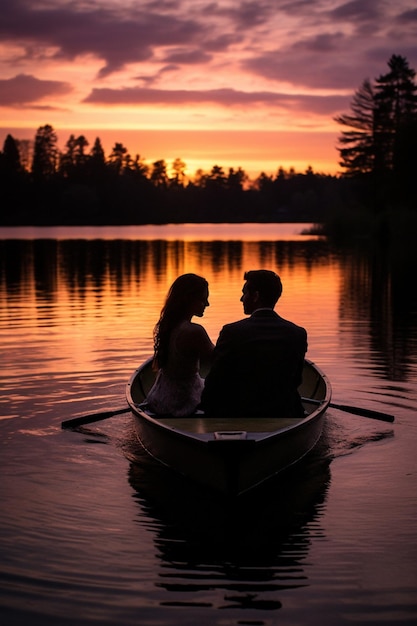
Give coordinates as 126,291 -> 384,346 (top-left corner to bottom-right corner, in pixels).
0,222 -> 320,241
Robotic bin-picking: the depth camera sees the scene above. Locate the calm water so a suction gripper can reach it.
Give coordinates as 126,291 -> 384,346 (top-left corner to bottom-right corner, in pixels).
1,224 -> 417,626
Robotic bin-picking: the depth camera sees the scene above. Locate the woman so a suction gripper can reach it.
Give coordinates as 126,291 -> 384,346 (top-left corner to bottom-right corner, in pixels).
146,273 -> 214,416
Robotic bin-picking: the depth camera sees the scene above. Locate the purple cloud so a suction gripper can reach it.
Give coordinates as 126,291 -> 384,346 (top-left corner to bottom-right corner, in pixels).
244,41 -> 367,90
163,49 -> 213,65
0,73 -> 72,106
84,85 -> 349,115
329,0 -> 383,22
397,8 -> 417,22
0,0 -> 416,116
1,0 -> 207,77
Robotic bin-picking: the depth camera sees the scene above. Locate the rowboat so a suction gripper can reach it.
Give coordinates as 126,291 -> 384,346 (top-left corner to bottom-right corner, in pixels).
126,358 -> 332,496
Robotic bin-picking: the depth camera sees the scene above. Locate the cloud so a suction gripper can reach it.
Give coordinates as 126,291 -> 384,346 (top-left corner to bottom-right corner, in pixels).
0,0 -> 416,119
0,73 -> 72,106
163,48 -> 213,65
83,85 -> 349,115
205,33 -> 243,52
397,7 -> 417,22
329,0 -> 383,23
244,41 -> 366,90
1,0 -> 207,77
219,0 -> 278,28
239,0 -> 417,89
243,8 -> 417,90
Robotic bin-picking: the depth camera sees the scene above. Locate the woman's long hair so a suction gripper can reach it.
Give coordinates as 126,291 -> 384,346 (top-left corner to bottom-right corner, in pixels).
153,274 -> 208,370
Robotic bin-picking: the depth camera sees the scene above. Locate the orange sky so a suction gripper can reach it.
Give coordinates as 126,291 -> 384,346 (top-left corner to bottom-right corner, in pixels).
1,1 -> 416,179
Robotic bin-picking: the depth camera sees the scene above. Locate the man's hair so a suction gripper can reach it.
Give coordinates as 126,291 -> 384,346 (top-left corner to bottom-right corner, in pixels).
244,270 -> 283,307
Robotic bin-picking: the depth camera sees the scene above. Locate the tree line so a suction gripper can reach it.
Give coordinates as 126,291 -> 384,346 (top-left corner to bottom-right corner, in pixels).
1,54 -> 416,226
336,54 -> 417,213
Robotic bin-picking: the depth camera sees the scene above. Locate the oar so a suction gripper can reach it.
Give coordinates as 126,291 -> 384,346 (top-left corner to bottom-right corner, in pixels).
302,397 -> 394,423
61,406 -> 131,429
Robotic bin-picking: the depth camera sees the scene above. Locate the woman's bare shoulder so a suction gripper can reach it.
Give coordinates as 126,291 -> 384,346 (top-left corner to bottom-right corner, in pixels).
178,321 -> 213,347
189,320 -> 207,331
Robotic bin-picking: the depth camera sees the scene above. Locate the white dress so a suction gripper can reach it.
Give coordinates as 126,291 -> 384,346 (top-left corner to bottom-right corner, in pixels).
146,322 -> 207,417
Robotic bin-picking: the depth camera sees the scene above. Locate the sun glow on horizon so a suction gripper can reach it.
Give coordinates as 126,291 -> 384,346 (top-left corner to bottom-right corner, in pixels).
0,125 -> 341,178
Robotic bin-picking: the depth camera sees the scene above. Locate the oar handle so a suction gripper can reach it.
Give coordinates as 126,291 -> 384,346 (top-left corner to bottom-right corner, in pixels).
302,397 -> 394,423
61,407 -> 130,429
330,402 -> 394,422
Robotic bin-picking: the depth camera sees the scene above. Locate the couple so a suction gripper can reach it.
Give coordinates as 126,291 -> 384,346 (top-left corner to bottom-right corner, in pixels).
146,270 -> 307,419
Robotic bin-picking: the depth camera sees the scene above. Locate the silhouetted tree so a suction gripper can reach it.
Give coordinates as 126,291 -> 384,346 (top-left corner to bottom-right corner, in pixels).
1,122 -> 351,226
90,137 -> 105,166
108,142 -> 129,175
150,159 -> 169,187
0,134 -> 23,177
254,171 -> 273,191
170,157 -> 187,187
59,134 -> 77,177
16,139 -> 33,172
336,55 -> 417,179
227,167 -> 248,191
0,134 -> 28,220
205,165 -> 227,190
31,124 -> 59,181
335,79 -> 376,176
88,137 -> 106,181
74,135 -> 89,165
374,55 -> 417,174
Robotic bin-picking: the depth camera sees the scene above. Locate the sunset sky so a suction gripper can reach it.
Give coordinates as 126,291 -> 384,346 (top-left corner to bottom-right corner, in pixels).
1,0 -> 416,178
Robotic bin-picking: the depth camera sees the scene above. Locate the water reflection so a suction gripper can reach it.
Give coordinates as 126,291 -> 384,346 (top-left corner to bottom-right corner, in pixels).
1,227 -> 417,429
339,243 -> 417,382
1,237 -> 333,297
127,434 -> 331,613
1,226 -> 416,626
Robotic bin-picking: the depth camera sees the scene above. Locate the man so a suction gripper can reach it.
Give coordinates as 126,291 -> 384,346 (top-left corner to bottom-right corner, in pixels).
201,270 -> 307,418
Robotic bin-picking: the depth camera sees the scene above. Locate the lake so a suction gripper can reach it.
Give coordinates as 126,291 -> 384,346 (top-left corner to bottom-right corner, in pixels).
1,223 -> 416,626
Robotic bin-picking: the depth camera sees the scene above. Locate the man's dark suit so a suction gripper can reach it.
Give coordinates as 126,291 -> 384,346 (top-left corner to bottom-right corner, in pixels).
201,309 -> 307,418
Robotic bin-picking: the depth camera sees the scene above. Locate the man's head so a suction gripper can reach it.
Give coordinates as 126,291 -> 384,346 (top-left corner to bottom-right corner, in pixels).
240,270 -> 283,314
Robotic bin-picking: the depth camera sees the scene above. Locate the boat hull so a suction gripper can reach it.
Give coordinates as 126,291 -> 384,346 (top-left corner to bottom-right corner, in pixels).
126,358 -> 331,496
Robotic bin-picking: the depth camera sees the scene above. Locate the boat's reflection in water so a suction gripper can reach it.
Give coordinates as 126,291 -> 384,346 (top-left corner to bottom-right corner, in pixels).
126,429 -> 332,613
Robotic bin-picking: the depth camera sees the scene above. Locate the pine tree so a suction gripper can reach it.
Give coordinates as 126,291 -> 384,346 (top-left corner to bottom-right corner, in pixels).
90,137 -> 105,165
374,54 -> 417,174
336,55 -> 417,178
32,124 -> 59,181
89,137 -> 106,179
0,134 -> 23,177
335,79 -> 376,175
108,142 -> 129,175
59,134 -> 77,177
